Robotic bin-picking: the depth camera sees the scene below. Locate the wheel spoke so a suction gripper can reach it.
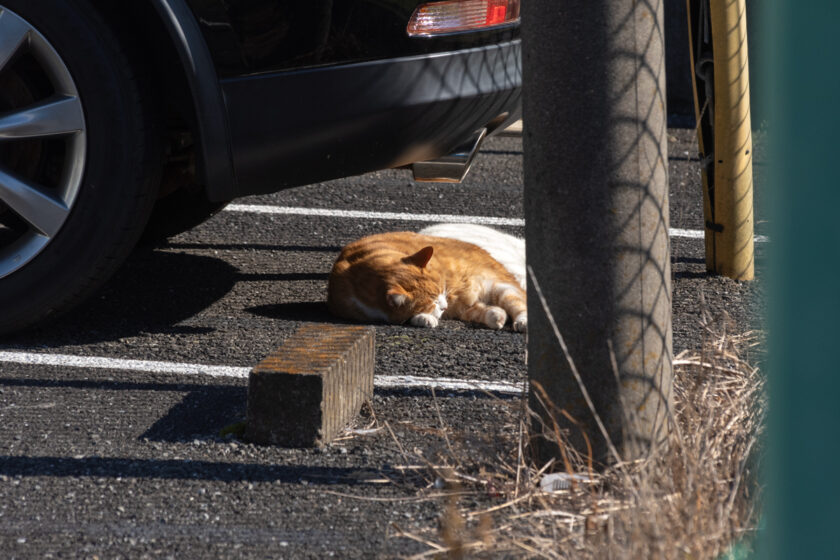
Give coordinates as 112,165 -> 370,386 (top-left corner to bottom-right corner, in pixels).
0,95 -> 85,139
0,167 -> 68,237
0,9 -> 30,74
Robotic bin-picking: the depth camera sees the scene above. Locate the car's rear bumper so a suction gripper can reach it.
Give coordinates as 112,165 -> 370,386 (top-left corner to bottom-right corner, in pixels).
216,39 -> 521,200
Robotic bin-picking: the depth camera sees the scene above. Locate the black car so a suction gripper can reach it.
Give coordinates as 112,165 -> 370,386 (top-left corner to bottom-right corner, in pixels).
0,0 -> 521,334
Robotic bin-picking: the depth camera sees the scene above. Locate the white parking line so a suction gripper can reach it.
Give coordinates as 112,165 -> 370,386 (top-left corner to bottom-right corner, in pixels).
670,227 -> 769,243
224,205 -> 769,242
374,375 -> 523,395
0,351 -> 250,379
225,204 -> 524,226
669,227 -> 704,240
0,351 -> 525,396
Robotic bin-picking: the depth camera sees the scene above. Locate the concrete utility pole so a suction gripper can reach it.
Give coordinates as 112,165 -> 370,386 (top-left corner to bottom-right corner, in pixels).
522,0 -> 674,465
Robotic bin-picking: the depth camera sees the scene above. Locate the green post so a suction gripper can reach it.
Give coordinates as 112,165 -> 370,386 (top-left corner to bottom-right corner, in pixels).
762,1 -> 840,558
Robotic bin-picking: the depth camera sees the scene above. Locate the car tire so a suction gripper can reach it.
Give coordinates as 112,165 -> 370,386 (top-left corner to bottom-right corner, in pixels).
0,0 -> 161,334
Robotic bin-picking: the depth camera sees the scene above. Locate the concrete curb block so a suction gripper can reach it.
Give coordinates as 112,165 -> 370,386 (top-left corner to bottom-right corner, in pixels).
245,324 -> 375,447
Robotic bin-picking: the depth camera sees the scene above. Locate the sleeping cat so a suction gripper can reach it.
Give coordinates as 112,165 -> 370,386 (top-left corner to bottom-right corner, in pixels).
327,224 -> 527,331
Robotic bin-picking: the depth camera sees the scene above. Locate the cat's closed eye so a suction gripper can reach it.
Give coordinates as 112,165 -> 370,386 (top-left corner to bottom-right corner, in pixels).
386,289 -> 409,308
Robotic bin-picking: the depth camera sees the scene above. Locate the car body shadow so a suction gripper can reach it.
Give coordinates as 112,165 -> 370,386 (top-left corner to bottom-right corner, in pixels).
3,249 -> 240,345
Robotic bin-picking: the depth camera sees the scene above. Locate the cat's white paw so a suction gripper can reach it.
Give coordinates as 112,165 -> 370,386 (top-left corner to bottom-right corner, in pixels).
410,313 -> 439,328
485,307 -> 507,330
513,313 -> 528,333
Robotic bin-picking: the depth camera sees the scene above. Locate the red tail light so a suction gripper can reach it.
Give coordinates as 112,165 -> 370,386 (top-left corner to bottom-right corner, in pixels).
407,0 -> 521,37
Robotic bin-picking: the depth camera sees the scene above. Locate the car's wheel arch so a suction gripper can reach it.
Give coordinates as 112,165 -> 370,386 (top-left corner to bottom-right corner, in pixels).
89,0 -> 237,203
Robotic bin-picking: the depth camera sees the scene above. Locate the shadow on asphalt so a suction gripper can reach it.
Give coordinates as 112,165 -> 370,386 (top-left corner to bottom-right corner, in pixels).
673,256 -> 706,264
0,376 -> 227,393
165,242 -> 342,254
237,272 -> 328,282
0,376 -> 247,444
673,270 -> 711,279
0,455 -> 389,485
142,385 -> 247,443
3,250 -> 239,345
6,247 -> 338,346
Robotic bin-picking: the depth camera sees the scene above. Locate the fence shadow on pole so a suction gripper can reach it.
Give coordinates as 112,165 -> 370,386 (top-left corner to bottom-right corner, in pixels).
522,0 -> 674,467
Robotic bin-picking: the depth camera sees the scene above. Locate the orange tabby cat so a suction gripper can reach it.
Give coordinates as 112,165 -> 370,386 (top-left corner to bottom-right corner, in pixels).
327,229 -> 527,331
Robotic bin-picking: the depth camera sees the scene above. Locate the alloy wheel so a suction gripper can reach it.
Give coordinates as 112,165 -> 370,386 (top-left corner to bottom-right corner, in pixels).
0,6 -> 86,279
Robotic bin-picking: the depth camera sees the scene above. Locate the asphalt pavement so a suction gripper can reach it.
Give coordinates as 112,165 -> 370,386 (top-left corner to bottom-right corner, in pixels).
0,128 -> 765,558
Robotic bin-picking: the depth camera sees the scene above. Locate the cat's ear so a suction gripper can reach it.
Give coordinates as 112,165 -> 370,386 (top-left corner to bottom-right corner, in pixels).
386,286 -> 411,308
404,246 -> 434,269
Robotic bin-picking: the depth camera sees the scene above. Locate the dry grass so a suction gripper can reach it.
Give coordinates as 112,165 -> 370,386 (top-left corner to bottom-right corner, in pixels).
388,319 -> 765,559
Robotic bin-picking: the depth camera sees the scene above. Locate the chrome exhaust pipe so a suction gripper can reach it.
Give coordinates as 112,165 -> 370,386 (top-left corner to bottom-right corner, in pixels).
412,128 -> 487,183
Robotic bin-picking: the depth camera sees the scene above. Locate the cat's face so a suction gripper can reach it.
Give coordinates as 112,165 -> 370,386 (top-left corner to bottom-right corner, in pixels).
328,237 -> 450,326
384,280 -> 447,324
380,247 -> 447,324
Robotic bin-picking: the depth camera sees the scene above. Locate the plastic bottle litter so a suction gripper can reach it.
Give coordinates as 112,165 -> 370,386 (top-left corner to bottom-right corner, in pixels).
540,473 -> 592,492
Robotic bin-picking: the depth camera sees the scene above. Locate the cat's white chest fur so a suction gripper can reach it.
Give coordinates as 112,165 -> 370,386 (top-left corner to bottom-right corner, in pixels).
419,223 -> 526,290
